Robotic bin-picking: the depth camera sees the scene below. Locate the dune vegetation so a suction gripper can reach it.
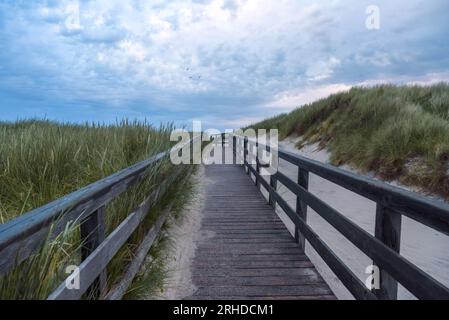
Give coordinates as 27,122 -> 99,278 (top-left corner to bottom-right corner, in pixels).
250,83 -> 449,199
0,119 -> 193,299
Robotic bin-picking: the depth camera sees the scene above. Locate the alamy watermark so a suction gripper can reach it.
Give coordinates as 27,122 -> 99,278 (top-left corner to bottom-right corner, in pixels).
365,264 -> 380,290
366,5 -> 380,30
169,121 -> 279,175
65,265 -> 80,290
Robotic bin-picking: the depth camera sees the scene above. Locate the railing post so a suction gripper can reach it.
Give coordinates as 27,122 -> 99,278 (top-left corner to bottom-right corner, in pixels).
255,140 -> 260,188
232,135 -> 236,165
373,204 -> 402,300
295,168 -> 309,251
244,136 -> 249,174
80,206 -> 107,298
221,133 -> 225,164
269,174 -> 277,208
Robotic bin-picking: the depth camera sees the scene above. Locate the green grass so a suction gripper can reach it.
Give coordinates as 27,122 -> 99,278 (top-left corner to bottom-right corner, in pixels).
0,119 -> 194,299
122,165 -> 198,299
249,83 -> 449,199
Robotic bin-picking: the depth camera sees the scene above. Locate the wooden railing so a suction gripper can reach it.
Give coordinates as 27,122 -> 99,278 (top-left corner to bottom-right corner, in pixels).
0,139 -> 196,300
228,133 -> 449,300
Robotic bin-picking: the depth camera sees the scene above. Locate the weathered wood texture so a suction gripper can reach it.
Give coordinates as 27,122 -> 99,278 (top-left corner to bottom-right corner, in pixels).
235,135 -> 449,300
0,151 -> 167,274
186,164 -> 335,300
373,204 -> 402,299
0,137 -> 199,275
80,205 -> 107,298
245,138 -> 449,237
104,165 -> 194,300
104,207 -> 172,300
48,165 -> 187,300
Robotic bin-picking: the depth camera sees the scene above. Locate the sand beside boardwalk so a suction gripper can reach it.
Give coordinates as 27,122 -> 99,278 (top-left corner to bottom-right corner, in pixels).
156,166 -> 207,300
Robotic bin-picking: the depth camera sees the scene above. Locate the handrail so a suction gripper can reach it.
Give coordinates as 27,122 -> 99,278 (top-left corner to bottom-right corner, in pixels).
229,133 -> 449,300
0,151 -> 167,274
242,136 -> 449,235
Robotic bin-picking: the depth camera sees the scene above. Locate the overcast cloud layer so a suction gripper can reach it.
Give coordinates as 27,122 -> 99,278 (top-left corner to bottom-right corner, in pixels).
1,0 -> 448,129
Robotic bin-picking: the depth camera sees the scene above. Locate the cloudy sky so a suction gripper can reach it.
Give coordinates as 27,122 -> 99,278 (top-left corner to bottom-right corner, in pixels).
1,0 -> 448,129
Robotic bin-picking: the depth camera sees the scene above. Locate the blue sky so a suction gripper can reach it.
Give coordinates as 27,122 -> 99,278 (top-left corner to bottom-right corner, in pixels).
1,0 -> 448,129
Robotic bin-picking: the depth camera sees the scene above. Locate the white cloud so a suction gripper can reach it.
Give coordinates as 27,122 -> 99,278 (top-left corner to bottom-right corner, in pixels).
265,83 -> 351,109
118,40 -> 146,62
306,57 -> 341,81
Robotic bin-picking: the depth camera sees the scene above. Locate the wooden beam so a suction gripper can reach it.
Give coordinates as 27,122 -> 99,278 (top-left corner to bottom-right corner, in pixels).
80,206 -> 107,298
295,169 -> 309,251
238,135 -> 449,236
104,207 -> 171,300
373,204 -> 402,299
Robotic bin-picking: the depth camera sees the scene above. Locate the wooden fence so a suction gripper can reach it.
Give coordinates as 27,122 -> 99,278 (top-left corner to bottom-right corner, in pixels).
229,133 -> 449,300
2,132 -> 449,300
0,139 -> 196,300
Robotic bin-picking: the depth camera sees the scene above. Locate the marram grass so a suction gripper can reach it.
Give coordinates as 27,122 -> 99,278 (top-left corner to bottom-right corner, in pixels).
0,119 -> 191,299
249,83 -> 449,199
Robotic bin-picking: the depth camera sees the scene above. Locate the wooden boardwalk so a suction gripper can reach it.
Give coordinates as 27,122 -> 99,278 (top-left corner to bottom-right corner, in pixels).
187,164 -> 335,300
3,135 -> 448,300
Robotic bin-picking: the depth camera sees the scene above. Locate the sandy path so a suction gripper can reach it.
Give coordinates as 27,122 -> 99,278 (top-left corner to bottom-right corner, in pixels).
274,137 -> 449,299
156,165 -> 208,300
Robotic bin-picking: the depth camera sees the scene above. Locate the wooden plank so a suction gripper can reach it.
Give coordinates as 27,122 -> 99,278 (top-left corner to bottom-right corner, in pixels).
193,254 -> 309,262
104,207 -> 171,300
188,163 -> 335,300
191,267 -> 320,278
201,218 -> 283,222
191,285 -> 333,297
197,247 -> 301,253
201,239 -> 294,244
192,260 -> 313,268
201,225 -> 288,231
209,236 -> 295,241
209,230 -> 293,235
192,275 -> 324,286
